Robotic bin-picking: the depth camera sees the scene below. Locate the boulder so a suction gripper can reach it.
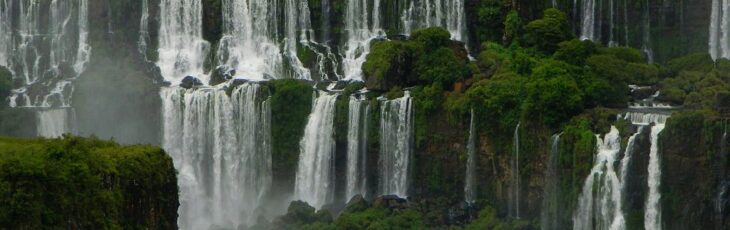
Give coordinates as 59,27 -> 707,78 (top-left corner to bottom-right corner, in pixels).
343,194 -> 369,213
180,76 -> 203,89
209,66 -> 235,86
372,195 -> 408,210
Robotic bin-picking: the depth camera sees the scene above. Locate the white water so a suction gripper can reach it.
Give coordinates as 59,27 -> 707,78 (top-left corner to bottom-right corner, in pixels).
1,0 -> 89,107
378,93 -> 414,198
540,133 -> 561,230
37,109 -> 72,138
138,0 -> 150,58
158,0 -> 210,84
0,0 -> 10,67
619,126 -> 644,194
608,0 -> 617,47
464,109 -> 477,204
346,96 -> 370,201
161,84 -> 272,229
709,0 -> 730,60
342,0 -> 384,81
644,123 -> 665,230
401,0 -> 467,42
217,0 -> 284,80
510,123 -> 521,218
294,92 -> 338,208
573,126 -> 626,230
641,0 -> 654,63
283,0 -> 313,80
580,0 -> 596,41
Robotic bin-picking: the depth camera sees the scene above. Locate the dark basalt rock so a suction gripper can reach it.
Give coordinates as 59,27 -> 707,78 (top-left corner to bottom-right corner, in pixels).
372,195 -> 408,210
209,65 -> 235,86
180,76 -> 203,89
631,86 -> 657,101
343,194 -> 369,213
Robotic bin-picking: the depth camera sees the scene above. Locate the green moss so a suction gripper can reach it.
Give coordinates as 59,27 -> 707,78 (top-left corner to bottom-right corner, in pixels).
268,79 -> 314,190
0,136 -> 178,229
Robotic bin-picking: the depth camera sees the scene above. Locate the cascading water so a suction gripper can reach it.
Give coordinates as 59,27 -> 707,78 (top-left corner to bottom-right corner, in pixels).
709,0 -> 730,60
464,109 -> 477,204
217,0 -> 284,80
573,126 -> 626,230
540,133 -> 561,230
158,0 -> 210,84
509,123 -> 521,219
608,0 -> 617,46
138,0 -> 150,58
715,130 -> 728,228
294,92 -> 338,208
641,0 -> 654,63
283,0 -> 313,80
37,108 -> 73,138
400,0 -> 467,43
346,96 -> 370,201
644,121 -> 665,230
378,93 -> 413,197
1,0 -> 90,108
161,84 -> 272,229
341,0 -> 384,81
619,111 -> 670,230
0,0 -> 10,67
580,0 -> 596,41
619,126 -> 644,195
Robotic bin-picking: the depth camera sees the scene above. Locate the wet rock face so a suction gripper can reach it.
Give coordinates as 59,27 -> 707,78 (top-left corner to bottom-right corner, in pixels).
209,65 -> 235,86
660,115 -> 727,230
180,76 -> 203,89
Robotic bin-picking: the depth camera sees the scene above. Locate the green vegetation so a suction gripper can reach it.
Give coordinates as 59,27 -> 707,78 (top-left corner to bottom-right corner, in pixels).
0,136 -> 178,229
659,54 -> 730,109
267,79 -> 314,190
363,27 -> 470,91
523,9 -> 573,54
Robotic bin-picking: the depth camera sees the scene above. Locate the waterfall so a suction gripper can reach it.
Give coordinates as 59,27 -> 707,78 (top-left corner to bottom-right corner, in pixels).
644,123 -> 665,230
608,0 -> 617,46
574,126 -> 626,230
580,0 -> 596,41
346,96 -> 370,201
158,0 -> 210,84
217,0 -> 283,80
283,0 -> 313,80
619,126 -> 644,194
623,0 -> 629,46
541,133 -> 561,230
161,84 -> 272,229
138,0 -> 150,57
641,0 -> 654,63
400,0 -> 467,42
464,109 -> 477,204
294,92 -> 338,209
378,93 -> 414,198
715,130 -> 728,227
0,0 -> 10,67
619,111 -> 670,230
710,0 -> 730,60
509,123 -> 522,218
74,0 -> 90,75
342,0 -> 383,81
1,0 -> 89,107
37,108 -> 73,138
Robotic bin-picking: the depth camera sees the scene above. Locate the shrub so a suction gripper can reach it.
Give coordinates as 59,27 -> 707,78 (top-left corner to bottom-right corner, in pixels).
414,47 -> 466,87
362,41 -> 419,91
410,27 -> 452,51
523,8 -> 573,54
553,39 -> 598,66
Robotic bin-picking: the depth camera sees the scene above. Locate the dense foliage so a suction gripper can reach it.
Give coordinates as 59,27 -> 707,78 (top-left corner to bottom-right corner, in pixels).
267,80 -> 315,190
363,27 -> 470,91
0,136 -> 178,229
